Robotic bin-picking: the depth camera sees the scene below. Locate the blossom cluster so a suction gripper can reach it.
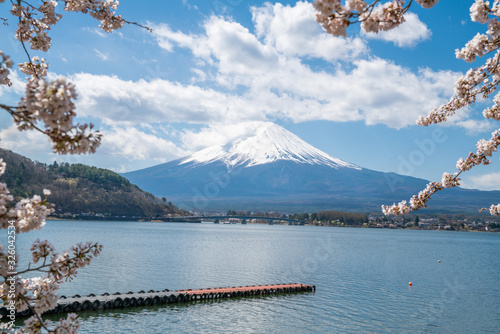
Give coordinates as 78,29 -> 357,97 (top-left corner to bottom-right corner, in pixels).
0,1 -> 137,332
10,0 -> 125,53
477,129 -> 500,156
383,128 -> 500,216
314,0 -> 351,36
382,181 -> 445,216
483,92 -> 500,120
0,0 -> 134,156
0,278 -> 80,332
0,159 -> 103,331
64,0 -> 125,32
470,0 -> 491,24
489,203 -> 500,215
313,0 -> 438,37
382,171 -> 463,216
31,238 -> 56,264
13,76 -> 103,154
18,56 -> 49,80
361,1 -> 406,33
419,48 -> 500,129
456,129 -> 500,172
0,239 -> 102,307
0,161 -> 99,334
0,244 -> 16,278
0,161 -> 15,223
14,194 -> 54,233
0,51 -> 13,86
0,159 -> 54,232
414,1 -> 500,129
10,1 -> 62,51
0,226 -> 101,333
21,77 -> 77,133
48,241 -> 103,281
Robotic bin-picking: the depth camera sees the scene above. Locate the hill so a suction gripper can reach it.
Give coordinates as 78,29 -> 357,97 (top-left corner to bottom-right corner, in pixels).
0,148 -> 187,219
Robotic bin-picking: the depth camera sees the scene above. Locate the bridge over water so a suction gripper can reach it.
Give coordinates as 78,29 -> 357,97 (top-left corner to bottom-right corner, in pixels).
161,216 -> 305,224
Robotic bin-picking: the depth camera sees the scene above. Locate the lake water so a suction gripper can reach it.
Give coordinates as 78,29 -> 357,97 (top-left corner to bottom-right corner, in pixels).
12,220 -> 500,333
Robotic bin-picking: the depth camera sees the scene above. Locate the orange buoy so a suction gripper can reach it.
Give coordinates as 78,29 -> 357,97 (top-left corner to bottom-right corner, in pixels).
438,260 -> 441,263
408,282 -> 413,286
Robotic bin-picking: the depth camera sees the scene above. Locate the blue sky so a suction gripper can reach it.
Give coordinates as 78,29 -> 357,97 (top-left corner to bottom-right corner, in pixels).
1,0 -> 499,191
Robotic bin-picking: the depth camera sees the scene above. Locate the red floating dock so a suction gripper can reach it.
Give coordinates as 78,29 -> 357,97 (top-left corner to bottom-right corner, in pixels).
178,283 -> 315,298
5,283 -> 315,318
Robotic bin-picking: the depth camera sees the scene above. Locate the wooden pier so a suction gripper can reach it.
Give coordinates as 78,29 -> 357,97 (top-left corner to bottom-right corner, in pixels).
3,283 -> 315,318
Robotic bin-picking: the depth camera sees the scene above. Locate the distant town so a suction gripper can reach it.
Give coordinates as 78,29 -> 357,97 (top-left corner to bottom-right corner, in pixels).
49,209 -> 500,232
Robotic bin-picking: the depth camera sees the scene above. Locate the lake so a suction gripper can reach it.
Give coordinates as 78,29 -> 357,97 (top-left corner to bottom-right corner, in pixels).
13,220 -> 500,333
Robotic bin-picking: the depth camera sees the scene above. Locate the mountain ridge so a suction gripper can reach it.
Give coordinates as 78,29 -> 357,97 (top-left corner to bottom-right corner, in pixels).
123,123 -> 500,213
0,148 -> 187,218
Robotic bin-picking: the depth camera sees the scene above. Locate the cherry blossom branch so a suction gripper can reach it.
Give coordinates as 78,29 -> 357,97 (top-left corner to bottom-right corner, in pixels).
15,1 -> 37,67
17,0 -> 39,11
382,128 -> 500,216
1,103 -> 50,136
1,0 -> 152,156
19,293 -> 53,333
1,77 -> 103,155
314,1 -> 500,216
0,1 -> 148,333
12,242 -> 101,278
314,0 -> 422,36
123,19 -> 153,33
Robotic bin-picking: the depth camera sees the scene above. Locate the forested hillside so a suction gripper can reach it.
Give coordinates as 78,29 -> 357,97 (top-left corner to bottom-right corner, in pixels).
0,148 -> 187,218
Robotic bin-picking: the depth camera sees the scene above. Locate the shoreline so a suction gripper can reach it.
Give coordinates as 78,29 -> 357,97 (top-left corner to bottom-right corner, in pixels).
45,218 -> 499,233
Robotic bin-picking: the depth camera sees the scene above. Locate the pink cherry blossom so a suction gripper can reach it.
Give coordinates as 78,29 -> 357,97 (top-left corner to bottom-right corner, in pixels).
315,1 -> 500,217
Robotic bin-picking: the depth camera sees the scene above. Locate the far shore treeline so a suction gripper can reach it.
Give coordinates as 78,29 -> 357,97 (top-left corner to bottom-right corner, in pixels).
0,148 -> 187,218
226,209 -> 368,225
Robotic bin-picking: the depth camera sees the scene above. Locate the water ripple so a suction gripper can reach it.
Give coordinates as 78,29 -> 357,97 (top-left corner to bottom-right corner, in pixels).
14,221 -> 500,333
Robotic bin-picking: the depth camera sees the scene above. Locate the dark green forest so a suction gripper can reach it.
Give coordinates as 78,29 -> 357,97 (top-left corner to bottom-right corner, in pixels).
0,148 -> 187,218
290,211 -> 369,225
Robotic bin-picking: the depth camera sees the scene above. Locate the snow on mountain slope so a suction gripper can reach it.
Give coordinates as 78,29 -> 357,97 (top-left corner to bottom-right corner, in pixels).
180,123 -> 361,170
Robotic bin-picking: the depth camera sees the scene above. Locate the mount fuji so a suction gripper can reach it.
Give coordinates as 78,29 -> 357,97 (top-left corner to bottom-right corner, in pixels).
123,123 -> 498,213
180,123 -> 360,170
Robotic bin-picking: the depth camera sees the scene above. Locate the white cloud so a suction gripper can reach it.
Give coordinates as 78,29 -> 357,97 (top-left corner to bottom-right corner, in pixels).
71,73 -> 267,125
364,13 -> 431,47
152,23 -> 211,59
190,68 -> 207,83
0,1 -> 490,177
40,0 -> 462,146
0,125 -> 51,155
181,0 -> 198,11
82,27 -> 106,38
251,1 -> 367,61
438,107 -> 495,134
468,172 -> 500,190
0,122 -> 188,172
71,61 -> 458,130
100,127 -> 187,162
147,3 -> 459,129
94,48 -> 109,61
180,122 -> 269,151
0,70 -> 25,98
1,2 -> 438,134
454,119 -> 494,134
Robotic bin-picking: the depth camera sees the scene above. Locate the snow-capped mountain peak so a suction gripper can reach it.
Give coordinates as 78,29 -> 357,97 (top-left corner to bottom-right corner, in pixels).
180,123 -> 361,170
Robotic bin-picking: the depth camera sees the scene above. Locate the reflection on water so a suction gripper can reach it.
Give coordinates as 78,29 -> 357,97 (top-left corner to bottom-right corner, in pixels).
13,221 -> 500,333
